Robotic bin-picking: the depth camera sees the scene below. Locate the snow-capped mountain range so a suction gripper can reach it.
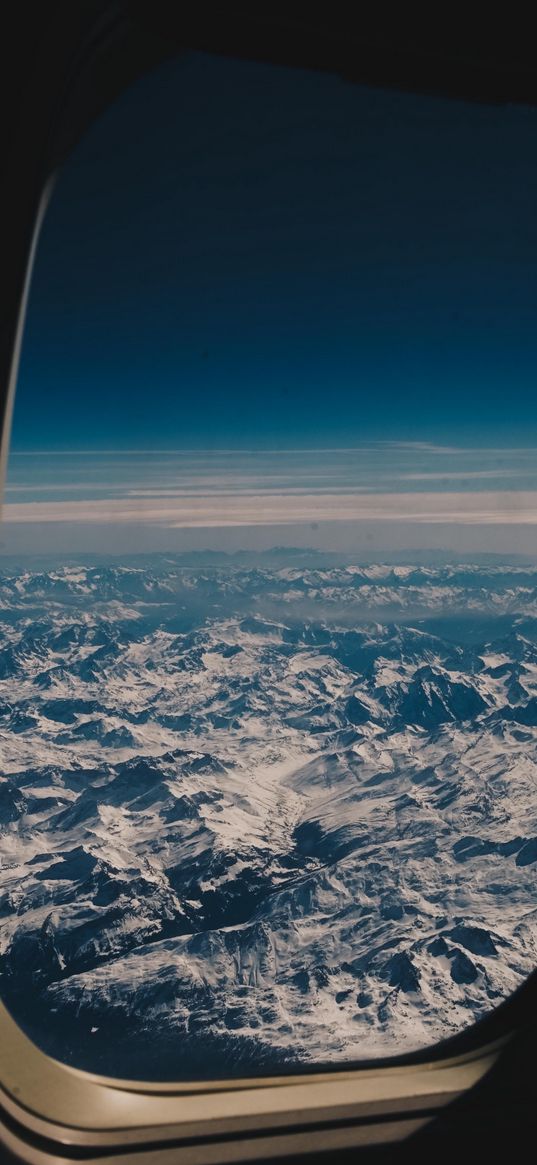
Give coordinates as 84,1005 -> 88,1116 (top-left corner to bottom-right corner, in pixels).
1,558 -> 537,1079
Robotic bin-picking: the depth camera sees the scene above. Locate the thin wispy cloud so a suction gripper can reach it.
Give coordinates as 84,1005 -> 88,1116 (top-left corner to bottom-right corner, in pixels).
398,470 -> 527,482
9,442 -> 537,456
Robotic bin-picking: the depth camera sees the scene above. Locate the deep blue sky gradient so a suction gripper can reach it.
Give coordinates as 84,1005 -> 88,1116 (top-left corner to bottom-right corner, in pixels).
11,51 -> 537,451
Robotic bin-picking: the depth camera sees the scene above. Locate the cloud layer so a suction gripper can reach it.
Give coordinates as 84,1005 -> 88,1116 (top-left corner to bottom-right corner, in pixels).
5,489 -> 537,527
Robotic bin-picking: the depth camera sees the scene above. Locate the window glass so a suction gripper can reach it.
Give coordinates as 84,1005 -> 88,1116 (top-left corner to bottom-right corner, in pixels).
2,51 -> 537,1080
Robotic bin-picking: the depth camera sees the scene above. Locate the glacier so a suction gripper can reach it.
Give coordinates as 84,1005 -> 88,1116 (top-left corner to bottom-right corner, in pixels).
1,556 -> 537,1079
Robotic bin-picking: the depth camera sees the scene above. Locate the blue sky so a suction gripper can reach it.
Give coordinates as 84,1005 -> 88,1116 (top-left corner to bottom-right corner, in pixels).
9,50 -> 537,453
4,52 -> 537,557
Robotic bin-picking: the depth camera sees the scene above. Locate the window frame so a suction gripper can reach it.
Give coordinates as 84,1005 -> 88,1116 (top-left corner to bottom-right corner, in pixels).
2,5 -> 537,1160
0,1000 -> 506,1160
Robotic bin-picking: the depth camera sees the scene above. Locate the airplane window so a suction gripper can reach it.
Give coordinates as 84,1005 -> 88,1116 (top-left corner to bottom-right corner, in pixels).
2,49 -> 537,1082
